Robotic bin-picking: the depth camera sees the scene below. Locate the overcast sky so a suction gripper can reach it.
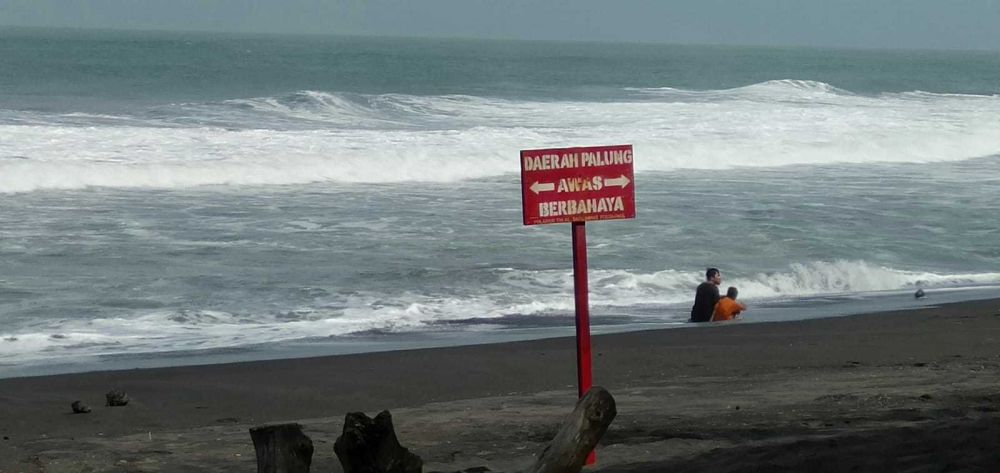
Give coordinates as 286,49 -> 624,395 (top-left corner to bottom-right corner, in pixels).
3,0 -> 1000,50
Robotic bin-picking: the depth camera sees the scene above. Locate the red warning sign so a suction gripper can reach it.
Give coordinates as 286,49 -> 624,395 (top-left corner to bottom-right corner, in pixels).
520,144 -> 635,226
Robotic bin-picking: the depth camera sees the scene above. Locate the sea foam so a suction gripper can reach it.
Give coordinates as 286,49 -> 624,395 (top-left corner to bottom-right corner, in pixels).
2,260 -> 998,365
2,80 -> 999,193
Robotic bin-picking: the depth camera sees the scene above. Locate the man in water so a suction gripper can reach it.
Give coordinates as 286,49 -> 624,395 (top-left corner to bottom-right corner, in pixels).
711,286 -> 747,322
690,268 -> 721,323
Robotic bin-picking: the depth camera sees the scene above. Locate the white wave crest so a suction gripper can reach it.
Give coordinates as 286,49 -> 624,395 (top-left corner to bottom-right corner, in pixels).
581,260 -> 1000,307
2,260 -> 998,365
2,80 -> 1000,193
730,260 -> 1000,300
632,79 -> 854,102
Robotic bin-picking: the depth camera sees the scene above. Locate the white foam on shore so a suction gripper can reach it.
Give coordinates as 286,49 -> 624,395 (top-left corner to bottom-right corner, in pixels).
2,260 -> 998,365
587,260 -> 1000,307
2,80 -> 1000,193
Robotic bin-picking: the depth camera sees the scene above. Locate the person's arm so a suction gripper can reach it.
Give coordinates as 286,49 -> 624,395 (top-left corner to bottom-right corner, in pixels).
733,302 -> 747,318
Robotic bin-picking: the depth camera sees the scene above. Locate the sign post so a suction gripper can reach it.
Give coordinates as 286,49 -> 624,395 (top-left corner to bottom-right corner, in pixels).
572,221 -> 591,396
520,144 -> 635,465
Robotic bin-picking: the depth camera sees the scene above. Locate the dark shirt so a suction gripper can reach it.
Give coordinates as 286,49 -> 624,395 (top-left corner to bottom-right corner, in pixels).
690,282 -> 720,323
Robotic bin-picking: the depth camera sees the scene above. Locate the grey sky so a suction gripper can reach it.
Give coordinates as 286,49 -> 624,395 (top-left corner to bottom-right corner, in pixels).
2,0 -> 1000,50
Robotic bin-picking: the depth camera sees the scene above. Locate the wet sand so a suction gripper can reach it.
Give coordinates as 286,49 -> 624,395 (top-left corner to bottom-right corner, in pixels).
2,298 -> 1000,472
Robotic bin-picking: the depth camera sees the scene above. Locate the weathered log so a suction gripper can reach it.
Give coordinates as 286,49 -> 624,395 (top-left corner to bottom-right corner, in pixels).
249,423 -> 314,473
334,410 -> 422,473
428,468 -> 491,473
527,386 -> 617,473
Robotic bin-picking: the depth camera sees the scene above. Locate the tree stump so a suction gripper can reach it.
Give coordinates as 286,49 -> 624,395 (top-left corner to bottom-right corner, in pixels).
249,423 -> 314,473
527,386 -> 617,473
334,410 -> 422,473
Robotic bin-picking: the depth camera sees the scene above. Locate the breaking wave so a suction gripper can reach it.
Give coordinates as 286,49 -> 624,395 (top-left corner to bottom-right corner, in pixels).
2,80 -> 999,193
2,260 -> 998,365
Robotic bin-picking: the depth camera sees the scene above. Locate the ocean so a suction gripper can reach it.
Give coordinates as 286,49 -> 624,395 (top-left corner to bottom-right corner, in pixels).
1,27 -> 999,377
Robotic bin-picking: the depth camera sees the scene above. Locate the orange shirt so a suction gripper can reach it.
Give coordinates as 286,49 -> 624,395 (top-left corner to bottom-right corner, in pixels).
711,297 -> 746,322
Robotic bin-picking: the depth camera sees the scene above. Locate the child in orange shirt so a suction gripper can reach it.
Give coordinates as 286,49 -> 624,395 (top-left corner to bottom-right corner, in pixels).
711,287 -> 747,322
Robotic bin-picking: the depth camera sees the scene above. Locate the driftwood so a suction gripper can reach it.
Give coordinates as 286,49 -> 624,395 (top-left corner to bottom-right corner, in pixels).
249,423 -> 314,473
247,387 -> 615,473
334,410 -> 422,473
428,468 -> 491,473
526,386 -> 617,473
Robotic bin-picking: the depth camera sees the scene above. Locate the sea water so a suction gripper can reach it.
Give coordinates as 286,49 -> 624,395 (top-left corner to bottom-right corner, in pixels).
2,28 -> 999,377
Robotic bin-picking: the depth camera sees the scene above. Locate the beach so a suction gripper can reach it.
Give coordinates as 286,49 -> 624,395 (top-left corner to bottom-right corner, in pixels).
1,298 -> 999,472
2,25 -> 1000,473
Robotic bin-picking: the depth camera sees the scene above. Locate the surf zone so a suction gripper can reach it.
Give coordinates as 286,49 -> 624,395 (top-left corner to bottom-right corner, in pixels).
538,196 -> 624,217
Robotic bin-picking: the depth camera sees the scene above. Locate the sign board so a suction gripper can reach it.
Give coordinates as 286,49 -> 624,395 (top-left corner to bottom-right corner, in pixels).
520,144 -> 635,226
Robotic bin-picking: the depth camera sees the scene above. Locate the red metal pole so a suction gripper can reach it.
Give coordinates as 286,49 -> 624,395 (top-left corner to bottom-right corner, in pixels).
571,221 -> 592,395
571,221 -> 596,465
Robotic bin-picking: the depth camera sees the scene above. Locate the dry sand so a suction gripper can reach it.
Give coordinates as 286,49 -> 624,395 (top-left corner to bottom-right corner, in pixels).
2,298 -> 1000,472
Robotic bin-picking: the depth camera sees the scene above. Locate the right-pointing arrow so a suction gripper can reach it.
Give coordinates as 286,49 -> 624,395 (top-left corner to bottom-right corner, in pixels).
605,175 -> 631,189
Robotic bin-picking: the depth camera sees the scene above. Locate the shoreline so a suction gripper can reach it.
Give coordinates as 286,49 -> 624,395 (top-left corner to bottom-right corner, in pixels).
3,285 -> 999,380
2,298 -> 1000,471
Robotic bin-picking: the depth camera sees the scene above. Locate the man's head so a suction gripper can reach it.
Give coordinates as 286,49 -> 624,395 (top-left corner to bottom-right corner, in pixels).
727,287 -> 739,299
706,268 -> 721,285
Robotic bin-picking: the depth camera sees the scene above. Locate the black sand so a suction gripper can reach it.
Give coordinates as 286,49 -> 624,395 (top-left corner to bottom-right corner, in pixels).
2,299 -> 1000,472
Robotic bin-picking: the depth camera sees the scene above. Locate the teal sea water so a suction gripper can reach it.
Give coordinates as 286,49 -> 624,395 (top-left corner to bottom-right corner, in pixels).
2,27 -> 999,377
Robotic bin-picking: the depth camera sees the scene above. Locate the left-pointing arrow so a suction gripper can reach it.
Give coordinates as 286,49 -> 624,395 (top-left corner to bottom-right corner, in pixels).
530,181 -> 556,194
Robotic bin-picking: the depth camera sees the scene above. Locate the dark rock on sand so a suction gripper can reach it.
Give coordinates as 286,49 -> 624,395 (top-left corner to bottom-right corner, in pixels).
71,400 -> 91,413
915,289 -> 926,298
334,410 -> 422,473
105,389 -> 129,407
